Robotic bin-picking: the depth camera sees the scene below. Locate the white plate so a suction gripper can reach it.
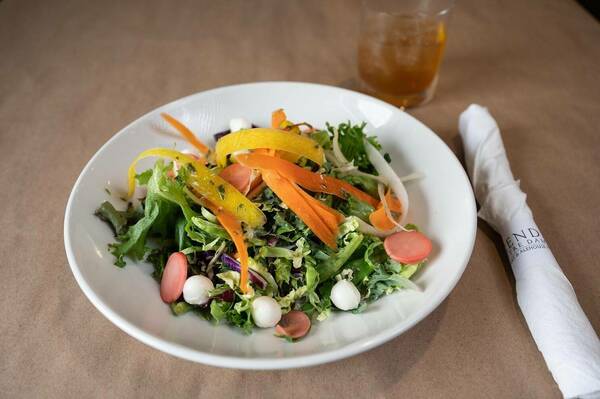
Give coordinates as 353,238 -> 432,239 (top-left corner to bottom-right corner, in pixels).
64,82 -> 476,369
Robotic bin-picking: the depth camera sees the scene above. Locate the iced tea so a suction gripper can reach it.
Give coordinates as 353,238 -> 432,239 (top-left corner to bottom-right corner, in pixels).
358,2 -> 451,107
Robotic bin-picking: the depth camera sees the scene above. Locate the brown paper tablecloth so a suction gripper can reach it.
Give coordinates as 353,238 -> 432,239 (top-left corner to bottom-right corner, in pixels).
1,0 -> 599,397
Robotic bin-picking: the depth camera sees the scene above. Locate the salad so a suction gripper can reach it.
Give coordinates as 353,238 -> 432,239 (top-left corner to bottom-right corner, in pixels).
95,109 -> 432,340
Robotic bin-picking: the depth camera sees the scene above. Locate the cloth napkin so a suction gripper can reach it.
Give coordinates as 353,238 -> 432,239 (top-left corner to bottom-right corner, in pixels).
459,104 -> 600,399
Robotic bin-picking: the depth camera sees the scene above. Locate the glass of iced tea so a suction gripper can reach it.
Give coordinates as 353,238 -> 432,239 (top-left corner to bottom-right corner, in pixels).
358,0 -> 454,108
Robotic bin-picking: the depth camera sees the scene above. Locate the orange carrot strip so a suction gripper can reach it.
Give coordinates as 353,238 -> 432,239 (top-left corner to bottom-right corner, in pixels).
386,192 -> 403,212
161,113 -> 210,155
295,188 -> 343,234
271,108 -> 287,129
369,191 -> 403,231
269,108 -> 302,162
248,173 -> 263,193
236,153 -> 379,207
201,200 -> 250,294
254,108 -> 288,157
254,148 -> 276,156
185,190 -> 250,293
369,207 -> 395,231
247,180 -> 266,200
262,170 -> 337,249
216,211 -> 249,294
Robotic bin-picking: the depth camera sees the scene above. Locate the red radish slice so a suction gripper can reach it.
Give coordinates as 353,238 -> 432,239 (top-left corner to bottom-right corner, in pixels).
219,163 -> 253,194
384,231 -> 432,264
160,252 -> 188,303
275,310 -> 311,339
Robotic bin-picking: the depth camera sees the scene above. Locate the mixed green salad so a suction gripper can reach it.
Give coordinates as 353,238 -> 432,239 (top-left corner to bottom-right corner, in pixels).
95,109 -> 432,339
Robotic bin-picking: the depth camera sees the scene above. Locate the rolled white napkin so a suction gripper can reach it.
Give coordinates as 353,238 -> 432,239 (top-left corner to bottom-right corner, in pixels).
459,104 -> 600,399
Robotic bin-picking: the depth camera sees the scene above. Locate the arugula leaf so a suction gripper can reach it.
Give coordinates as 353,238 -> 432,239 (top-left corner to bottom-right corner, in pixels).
210,299 -> 230,322
306,264 -> 319,292
276,286 -> 307,312
311,130 -> 331,149
135,169 -> 153,185
259,246 -> 294,258
274,258 -> 292,286
190,216 -> 229,239
95,201 -> 128,236
327,122 -> 382,172
170,301 -> 194,316
347,258 -> 373,286
174,216 -> 190,251
399,262 -> 423,279
95,201 -> 143,236
338,174 -> 379,198
363,238 -> 387,270
105,161 -> 195,267
365,270 -> 417,301
147,161 -> 197,223
338,196 -> 375,221
108,195 -> 162,267
146,246 -> 170,281
209,295 -> 254,334
404,223 -> 419,232
318,232 -> 364,281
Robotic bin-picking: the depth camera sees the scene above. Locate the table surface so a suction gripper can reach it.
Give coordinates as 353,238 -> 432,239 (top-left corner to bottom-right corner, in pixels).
1,0 -> 599,398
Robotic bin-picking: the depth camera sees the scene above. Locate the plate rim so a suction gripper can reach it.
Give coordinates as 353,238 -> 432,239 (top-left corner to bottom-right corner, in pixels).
64,81 -> 477,369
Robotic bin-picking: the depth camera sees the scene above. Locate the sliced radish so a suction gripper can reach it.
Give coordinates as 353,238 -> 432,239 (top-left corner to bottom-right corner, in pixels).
160,252 -> 188,303
219,163 -> 253,194
384,231 -> 432,264
275,310 -> 311,339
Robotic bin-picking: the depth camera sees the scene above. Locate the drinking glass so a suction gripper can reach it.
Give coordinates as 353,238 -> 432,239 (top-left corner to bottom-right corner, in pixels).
357,0 -> 454,108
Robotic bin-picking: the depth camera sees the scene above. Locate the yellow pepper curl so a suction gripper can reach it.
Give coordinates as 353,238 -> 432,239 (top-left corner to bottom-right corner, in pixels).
127,148 -> 265,228
214,128 -> 325,167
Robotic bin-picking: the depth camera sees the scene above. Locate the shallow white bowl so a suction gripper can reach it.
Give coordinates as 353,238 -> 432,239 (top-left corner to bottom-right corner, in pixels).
64,82 -> 476,369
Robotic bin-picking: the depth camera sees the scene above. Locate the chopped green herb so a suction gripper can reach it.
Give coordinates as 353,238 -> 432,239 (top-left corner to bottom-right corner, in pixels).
217,184 -> 226,200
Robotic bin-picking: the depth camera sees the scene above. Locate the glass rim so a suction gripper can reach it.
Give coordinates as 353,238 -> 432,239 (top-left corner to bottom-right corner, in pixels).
362,0 -> 455,19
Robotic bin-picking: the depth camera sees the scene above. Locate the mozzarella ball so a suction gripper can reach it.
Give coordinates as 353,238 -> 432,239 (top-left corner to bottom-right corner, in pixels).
182,275 -> 214,305
331,280 -> 361,311
229,117 -> 252,132
251,296 -> 282,328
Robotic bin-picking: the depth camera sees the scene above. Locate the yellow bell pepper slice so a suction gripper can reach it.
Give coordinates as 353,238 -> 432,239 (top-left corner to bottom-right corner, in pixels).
214,128 -> 325,167
127,148 -> 265,227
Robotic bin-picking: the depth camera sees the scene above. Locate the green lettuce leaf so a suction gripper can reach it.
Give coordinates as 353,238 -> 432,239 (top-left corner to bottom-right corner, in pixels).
318,232 -> 364,281
95,201 -> 128,236
338,196 -> 375,221
327,122 -> 382,173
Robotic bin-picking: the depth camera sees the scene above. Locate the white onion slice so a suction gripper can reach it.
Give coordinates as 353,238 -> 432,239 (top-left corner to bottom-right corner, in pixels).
378,183 -> 405,231
325,150 -> 342,167
341,168 -> 388,184
400,172 -> 424,183
332,163 -> 357,173
353,217 -> 389,237
332,127 -> 350,165
364,140 -> 410,225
